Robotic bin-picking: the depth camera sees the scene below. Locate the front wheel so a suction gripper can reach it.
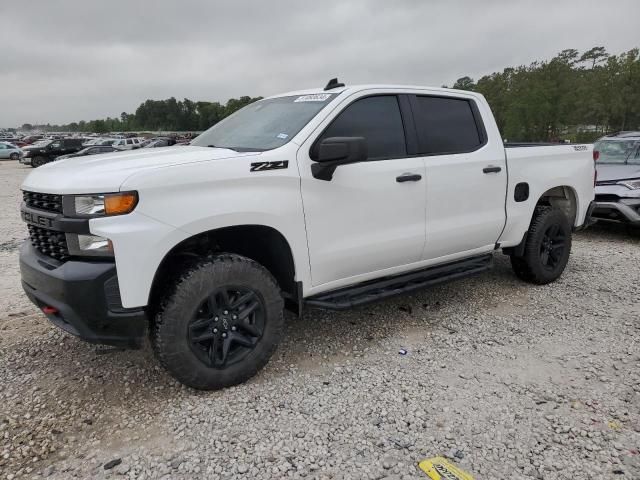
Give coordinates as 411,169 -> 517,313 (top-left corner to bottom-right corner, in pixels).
510,207 -> 572,284
31,156 -> 47,168
151,254 -> 284,390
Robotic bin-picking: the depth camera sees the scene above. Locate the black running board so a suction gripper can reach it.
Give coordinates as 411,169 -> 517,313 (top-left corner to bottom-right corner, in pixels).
305,254 -> 493,310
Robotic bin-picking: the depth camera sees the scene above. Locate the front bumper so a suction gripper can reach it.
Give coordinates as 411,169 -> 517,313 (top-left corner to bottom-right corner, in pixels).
19,156 -> 31,165
19,242 -> 146,348
591,197 -> 640,225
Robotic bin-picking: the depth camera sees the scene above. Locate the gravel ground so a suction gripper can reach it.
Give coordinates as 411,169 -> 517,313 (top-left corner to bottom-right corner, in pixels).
0,160 -> 638,480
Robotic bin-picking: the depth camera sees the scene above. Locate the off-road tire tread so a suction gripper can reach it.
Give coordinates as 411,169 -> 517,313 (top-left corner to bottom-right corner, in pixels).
510,206 -> 572,285
151,253 -> 284,390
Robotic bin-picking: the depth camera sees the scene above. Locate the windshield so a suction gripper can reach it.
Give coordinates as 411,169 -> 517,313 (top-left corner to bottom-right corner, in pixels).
30,140 -> 52,147
191,94 -> 336,151
594,139 -> 640,164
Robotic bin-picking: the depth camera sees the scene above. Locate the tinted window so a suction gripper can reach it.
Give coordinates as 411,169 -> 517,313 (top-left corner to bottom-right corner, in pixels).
319,96 -> 406,160
412,96 -> 482,155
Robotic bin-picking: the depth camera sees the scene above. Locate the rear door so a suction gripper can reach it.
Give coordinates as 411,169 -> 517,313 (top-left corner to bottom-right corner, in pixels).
298,94 -> 427,288
408,94 -> 507,260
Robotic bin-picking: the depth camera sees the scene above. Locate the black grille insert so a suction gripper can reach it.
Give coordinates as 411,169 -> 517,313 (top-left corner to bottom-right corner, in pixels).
27,225 -> 70,261
23,191 -> 63,214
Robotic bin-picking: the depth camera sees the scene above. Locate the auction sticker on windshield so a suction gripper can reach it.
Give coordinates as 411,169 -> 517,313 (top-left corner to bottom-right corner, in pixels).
294,93 -> 332,102
418,457 -> 474,480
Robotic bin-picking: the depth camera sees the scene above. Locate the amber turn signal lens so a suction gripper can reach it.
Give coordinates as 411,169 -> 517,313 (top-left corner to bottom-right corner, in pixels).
104,192 -> 138,216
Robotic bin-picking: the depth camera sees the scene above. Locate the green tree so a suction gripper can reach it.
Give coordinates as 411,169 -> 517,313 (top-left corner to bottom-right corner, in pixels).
452,76 -> 476,91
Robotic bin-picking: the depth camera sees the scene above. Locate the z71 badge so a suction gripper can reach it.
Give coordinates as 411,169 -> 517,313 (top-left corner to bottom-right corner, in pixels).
250,161 -> 289,172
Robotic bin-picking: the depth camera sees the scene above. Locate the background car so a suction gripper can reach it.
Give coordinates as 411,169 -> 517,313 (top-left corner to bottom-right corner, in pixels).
112,137 -> 145,150
0,142 -> 23,160
20,138 -> 84,167
82,137 -> 118,147
55,145 -> 119,160
591,132 -> 640,230
143,137 -> 176,148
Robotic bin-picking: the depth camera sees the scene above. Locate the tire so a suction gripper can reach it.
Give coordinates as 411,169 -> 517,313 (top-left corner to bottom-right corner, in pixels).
625,225 -> 640,237
9,153 -> 19,160
31,156 -> 47,168
510,206 -> 572,285
151,253 -> 284,390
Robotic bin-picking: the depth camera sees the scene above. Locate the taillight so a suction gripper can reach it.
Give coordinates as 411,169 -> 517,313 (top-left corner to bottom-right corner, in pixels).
593,150 -> 599,161
593,150 -> 598,186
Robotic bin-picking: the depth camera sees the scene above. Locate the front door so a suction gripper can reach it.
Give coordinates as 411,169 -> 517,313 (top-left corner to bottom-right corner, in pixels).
298,94 -> 427,288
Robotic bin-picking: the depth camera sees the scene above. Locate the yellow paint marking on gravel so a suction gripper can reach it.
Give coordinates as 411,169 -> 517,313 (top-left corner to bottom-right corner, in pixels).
418,456 -> 474,480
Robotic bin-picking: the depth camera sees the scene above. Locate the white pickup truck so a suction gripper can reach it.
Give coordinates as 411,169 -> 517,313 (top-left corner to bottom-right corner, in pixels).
19,80 -> 595,389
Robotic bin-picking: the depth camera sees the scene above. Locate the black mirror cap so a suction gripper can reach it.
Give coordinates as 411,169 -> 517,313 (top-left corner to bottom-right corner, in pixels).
312,137 -> 367,181
316,137 -> 367,163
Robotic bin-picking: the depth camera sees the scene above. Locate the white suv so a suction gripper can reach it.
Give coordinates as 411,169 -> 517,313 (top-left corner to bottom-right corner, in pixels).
112,137 -> 144,150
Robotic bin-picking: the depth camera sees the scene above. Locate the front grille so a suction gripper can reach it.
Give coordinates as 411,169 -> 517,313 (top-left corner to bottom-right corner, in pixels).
595,194 -> 620,202
27,225 -> 70,261
23,191 -> 63,214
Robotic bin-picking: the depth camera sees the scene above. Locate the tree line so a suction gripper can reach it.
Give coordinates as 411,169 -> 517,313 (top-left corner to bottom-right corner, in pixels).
21,95 -> 263,134
448,47 -> 640,142
20,46 -> 639,142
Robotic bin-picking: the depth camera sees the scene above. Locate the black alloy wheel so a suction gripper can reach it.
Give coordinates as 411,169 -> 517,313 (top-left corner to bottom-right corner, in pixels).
539,223 -> 567,270
188,286 -> 265,368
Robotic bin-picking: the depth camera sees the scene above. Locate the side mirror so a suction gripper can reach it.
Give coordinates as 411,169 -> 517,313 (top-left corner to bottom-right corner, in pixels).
312,137 -> 367,181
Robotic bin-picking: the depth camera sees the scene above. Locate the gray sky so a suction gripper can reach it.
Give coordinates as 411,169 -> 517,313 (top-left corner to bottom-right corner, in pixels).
1,0 -> 638,127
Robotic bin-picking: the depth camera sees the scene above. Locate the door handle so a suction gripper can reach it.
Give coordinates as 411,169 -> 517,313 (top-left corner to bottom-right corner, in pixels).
483,166 -> 502,174
396,173 -> 422,183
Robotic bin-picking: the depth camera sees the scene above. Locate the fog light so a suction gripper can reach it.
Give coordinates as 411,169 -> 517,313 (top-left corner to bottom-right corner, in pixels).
78,234 -> 111,252
66,233 -> 113,257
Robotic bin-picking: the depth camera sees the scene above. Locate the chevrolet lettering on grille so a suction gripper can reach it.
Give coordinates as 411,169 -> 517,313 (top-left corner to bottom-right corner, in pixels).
21,209 -> 55,229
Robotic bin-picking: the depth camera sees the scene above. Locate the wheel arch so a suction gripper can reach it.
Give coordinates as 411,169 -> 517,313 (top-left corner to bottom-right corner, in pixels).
535,185 -> 578,226
504,185 -> 578,257
147,224 -> 297,316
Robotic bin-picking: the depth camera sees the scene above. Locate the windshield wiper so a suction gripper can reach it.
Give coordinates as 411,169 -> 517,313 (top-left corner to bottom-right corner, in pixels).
207,144 -> 238,152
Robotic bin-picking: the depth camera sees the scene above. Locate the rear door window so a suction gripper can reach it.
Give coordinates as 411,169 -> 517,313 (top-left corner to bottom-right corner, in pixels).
316,95 -> 407,160
411,96 -> 484,155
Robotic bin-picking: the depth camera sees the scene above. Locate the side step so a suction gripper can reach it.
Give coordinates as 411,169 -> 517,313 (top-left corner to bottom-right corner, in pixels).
305,254 -> 493,310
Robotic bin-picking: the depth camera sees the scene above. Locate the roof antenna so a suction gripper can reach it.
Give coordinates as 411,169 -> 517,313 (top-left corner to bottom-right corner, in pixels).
324,78 -> 345,91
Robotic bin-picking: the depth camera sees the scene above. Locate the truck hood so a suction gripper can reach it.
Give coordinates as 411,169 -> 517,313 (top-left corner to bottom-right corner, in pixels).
596,163 -> 640,182
21,146 -> 259,194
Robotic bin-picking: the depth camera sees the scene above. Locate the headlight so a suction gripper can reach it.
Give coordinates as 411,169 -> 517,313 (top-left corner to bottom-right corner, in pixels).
617,179 -> 640,190
65,191 -> 138,217
66,234 -> 113,257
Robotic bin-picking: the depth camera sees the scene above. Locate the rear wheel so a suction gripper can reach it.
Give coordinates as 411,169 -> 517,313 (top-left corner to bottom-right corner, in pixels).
151,254 -> 284,390
9,152 -> 19,160
509,207 -> 572,284
31,156 -> 47,168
